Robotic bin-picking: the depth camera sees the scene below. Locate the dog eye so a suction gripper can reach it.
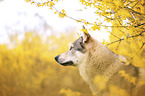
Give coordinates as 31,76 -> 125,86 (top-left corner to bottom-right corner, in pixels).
80,43 -> 84,49
69,46 -> 73,50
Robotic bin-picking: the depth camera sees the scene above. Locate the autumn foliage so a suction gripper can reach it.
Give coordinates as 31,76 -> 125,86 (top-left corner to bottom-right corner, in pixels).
0,31 -> 92,96
0,0 -> 145,96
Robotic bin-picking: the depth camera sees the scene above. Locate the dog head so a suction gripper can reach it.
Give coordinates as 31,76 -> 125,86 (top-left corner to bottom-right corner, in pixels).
55,32 -> 94,66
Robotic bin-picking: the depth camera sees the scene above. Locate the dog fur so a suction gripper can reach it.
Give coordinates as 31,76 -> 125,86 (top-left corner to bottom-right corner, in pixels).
55,32 -> 145,96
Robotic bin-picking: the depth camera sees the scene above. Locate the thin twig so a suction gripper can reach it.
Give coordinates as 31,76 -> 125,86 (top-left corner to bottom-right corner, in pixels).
124,7 -> 145,16
116,41 -> 121,51
108,31 -> 120,39
119,29 -> 127,36
28,0 -> 145,28
134,23 -> 145,28
108,31 -> 145,45
132,0 -> 139,8
130,42 -> 145,60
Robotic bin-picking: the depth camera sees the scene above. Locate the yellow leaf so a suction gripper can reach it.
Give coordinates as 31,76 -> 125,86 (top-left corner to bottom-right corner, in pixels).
81,28 -> 88,33
94,75 -> 109,90
91,23 -> 101,31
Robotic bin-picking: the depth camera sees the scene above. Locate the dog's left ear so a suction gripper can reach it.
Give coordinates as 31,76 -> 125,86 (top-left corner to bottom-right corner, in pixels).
81,32 -> 90,43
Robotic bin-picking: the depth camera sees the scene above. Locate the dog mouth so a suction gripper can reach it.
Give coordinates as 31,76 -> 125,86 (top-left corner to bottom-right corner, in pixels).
55,55 -> 74,66
59,61 -> 74,66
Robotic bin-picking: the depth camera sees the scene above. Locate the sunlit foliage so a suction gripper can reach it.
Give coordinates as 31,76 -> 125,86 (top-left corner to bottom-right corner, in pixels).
109,85 -> 130,96
60,88 -> 81,96
93,75 -> 109,90
25,0 -> 145,63
3,0 -> 145,96
119,70 -> 137,85
0,31 -> 91,96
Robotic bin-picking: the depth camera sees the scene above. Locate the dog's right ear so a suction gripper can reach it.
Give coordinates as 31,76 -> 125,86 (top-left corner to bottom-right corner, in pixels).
81,32 -> 90,44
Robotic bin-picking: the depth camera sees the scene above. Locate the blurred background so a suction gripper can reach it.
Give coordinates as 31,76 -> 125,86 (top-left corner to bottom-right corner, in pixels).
1,0 -> 144,96
0,0 -> 97,96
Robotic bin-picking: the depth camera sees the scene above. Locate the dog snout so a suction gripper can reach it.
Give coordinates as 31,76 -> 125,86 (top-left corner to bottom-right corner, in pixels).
55,55 -> 59,62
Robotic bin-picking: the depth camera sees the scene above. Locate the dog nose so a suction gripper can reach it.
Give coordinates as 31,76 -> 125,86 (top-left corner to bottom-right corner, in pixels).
55,55 -> 59,62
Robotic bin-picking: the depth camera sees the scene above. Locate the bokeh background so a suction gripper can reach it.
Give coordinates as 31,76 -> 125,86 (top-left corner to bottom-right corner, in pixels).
0,0 -> 93,96
0,0 -> 145,96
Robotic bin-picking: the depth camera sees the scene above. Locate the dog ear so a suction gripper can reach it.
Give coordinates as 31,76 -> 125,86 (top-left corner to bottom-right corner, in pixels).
81,32 -> 90,43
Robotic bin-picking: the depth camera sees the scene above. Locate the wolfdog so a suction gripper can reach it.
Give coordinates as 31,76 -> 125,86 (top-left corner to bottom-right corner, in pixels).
55,32 -> 145,96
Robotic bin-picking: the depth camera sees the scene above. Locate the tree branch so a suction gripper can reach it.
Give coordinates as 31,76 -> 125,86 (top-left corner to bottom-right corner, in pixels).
116,41 -> 121,51
124,7 -> 145,16
108,31 -> 120,39
26,0 -> 145,28
130,42 -> 145,60
108,31 -> 145,45
134,23 -> 145,28
132,0 -> 139,8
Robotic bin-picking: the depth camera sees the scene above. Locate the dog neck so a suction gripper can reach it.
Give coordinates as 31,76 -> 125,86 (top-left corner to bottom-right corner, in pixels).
78,41 -> 122,92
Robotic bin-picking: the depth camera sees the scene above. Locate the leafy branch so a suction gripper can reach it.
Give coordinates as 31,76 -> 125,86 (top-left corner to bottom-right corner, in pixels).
108,30 -> 145,45
25,0 -> 145,28
124,7 -> 145,16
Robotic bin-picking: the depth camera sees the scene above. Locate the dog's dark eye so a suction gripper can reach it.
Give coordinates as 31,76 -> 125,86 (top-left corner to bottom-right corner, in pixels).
80,43 -> 84,49
69,46 -> 73,50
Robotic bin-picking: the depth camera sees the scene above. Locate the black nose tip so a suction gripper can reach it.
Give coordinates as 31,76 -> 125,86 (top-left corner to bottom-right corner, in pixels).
55,55 -> 59,61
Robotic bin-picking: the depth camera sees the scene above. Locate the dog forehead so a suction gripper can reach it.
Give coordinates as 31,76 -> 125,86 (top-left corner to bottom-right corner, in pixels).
73,37 -> 83,45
